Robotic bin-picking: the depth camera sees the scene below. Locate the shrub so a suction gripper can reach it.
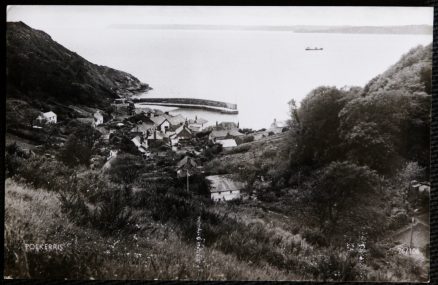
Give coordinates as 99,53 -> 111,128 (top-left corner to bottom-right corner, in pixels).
59,190 -> 91,226
5,143 -> 32,177
302,228 -> 328,247
309,249 -> 359,281
368,243 -> 386,259
58,123 -> 100,167
16,155 -> 73,191
235,135 -> 254,145
92,186 -> 136,233
227,144 -> 251,154
107,153 -> 145,184
305,161 -> 380,238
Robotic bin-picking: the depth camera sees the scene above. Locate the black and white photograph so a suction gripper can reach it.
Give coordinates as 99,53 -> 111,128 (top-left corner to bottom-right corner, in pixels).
4,5 -> 433,281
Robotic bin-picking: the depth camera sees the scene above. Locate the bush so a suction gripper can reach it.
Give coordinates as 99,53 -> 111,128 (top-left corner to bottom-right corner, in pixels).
369,243 -> 386,259
59,190 -> 91,226
305,161 -> 380,238
226,144 -> 251,154
92,186 -> 136,233
309,249 -> 359,281
16,155 -> 73,191
5,143 -> 32,177
302,228 -> 329,247
58,123 -> 100,167
107,153 -> 145,184
235,135 -> 254,145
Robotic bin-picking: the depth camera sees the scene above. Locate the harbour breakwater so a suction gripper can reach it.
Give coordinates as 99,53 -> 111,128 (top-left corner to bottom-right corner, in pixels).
132,98 -> 238,114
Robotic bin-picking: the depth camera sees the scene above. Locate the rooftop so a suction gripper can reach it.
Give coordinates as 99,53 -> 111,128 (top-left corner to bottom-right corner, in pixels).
206,175 -> 245,193
217,139 -> 237,148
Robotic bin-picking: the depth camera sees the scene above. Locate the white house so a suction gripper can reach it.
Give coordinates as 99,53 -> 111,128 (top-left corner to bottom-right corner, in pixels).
150,116 -> 171,133
216,138 -> 237,150
209,129 -> 244,143
206,175 -> 245,202
107,149 -> 118,161
164,113 -> 185,127
188,116 -> 208,132
131,135 -> 148,149
37,111 -> 57,124
131,135 -> 150,157
269,118 -> 288,134
188,123 -> 203,132
93,111 -> 104,126
131,121 -> 155,136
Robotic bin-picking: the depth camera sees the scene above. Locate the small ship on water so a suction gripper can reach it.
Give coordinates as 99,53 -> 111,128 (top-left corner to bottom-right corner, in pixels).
305,47 -> 324,51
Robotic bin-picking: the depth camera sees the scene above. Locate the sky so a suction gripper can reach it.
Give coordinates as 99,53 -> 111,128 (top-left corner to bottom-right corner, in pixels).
7,6 -> 434,29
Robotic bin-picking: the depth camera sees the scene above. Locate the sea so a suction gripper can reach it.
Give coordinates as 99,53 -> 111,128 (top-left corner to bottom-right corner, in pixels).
52,28 -> 432,129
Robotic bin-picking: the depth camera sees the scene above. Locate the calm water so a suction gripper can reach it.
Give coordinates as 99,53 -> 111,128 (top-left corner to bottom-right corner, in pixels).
52,29 -> 432,129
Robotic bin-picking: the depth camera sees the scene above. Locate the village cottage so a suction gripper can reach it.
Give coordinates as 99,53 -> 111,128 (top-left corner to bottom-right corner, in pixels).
206,175 -> 245,202
170,124 -> 193,148
36,111 -> 57,124
150,116 -> 171,133
176,156 -> 199,178
93,111 -> 104,126
209,129 -> 244,143
268,118 -> 288,134
216,138 -> 237,150
131,135 -> 150,157
188,116 -> 209,132
164,113 -> 186,128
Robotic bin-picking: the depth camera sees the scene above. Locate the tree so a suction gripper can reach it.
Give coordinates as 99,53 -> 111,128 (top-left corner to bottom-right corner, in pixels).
288,86 -> 358,172
23,109 -> 42,128
59,123 -> 100,167
305,161 -> 381,239
395,161 -> 425,207
107,153 -> 144,184
338,90 -> 430,174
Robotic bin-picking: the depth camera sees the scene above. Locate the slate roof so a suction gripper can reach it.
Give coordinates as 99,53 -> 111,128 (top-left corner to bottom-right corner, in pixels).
131,136 -> 142,147
131,122 -> 155,133
210,129 -> 244,139
165,114 -> 186,126
188,117 -> 208,125
176,156 -> 198,169
173,125 -> 192,137
217,139 -> 237,148
43,111 -> 57,118
206,175 -> 245,193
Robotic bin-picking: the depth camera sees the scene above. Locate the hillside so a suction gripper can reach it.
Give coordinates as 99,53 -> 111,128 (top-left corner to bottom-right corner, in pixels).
6,21 -> 151,107
363,44 -> 432,95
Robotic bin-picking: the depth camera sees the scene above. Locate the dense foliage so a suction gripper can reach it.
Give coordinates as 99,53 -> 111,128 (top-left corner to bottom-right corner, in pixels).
286,44 -> 431,244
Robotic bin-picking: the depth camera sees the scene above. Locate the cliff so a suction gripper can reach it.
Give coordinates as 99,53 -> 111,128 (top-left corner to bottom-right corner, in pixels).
6,21 -> 152,107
